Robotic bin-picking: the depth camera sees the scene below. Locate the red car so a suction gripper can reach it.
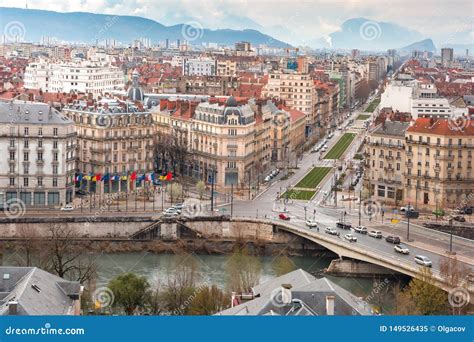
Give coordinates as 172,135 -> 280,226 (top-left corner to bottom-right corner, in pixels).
279,213 -> 290,220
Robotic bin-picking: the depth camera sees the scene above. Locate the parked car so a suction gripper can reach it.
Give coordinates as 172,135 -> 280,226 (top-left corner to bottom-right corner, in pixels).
385,235 -> 401,244
400,205 -> 414,213
353,225 -> 367,234
279,213 -> 290,221
452,215 -> 466,223
344,233 -> 357,242
264,176 -> 271,182
325,227 -> 339,236
414,255 -> 432,267
368,230 -> 382,239
60,204 -> 74,211
394,244 -> 410,255
173,203 -> 184,210
305,219 -> 318,228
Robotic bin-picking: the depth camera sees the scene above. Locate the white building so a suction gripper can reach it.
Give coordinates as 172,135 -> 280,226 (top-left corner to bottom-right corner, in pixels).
24,60 -> 124,97
0,101 -> 76,207
182,57 -> 217,76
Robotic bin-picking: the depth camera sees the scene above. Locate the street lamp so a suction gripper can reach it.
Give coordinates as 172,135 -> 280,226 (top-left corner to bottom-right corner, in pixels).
304,205 -> 307,221
406,202 -> 411,242
448,218 -> 454,254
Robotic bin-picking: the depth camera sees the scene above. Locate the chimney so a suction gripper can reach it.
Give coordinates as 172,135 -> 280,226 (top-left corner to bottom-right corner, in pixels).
326,295 -> 335,315
281,284 -> 292,305
8,301 -> 18,315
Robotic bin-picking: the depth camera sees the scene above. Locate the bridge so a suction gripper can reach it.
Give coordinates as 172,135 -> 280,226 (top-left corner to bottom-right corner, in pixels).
129,215 -> 474,299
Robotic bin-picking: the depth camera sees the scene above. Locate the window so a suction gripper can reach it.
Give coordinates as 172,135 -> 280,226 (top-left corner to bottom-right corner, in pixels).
38,127 -> 43,136
24,127 -> 29,135
23,152 -> 29,162
37,177 -> 43,186
52,178 -> 58,187
9,178 -> 15,186
53,128 -> 58,136
23,178 -> 28,187
24,140 -> 29,148
9,152 -> 15,160
53,152 -> 58,161
53,165 -> 58,174
53,140 -> 58,149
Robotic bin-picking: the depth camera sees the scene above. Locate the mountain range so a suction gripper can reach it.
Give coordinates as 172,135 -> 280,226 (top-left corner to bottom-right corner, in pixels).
0,7 -> 288,48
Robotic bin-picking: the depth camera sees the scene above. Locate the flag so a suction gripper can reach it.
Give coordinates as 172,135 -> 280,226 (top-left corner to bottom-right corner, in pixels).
159,175 -> 165,181
130,171 -> 137,181
139,174 -> 146,182
151,173 -> 155,182
92,175 -> 97,182
95,173 -> 102,181
102,173 -> 110,182
165,172 -> 172,181
84,175 -> 91,181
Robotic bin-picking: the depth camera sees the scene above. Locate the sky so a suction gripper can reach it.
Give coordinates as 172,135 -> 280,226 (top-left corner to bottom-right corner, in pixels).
1,0 -> 473,45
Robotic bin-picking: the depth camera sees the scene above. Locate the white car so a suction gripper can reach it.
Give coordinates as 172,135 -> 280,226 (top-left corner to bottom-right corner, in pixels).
305,219 -> 318,228
400,205 -> 414,213
60,204 -> 74,211
344,233 -> 357,242
325,227 -> 339,236
394,244 -> 410,255
414,255 -> 432,267
264,176 -> 271,182
353,225 -> 367,234
368,230 -> 382,239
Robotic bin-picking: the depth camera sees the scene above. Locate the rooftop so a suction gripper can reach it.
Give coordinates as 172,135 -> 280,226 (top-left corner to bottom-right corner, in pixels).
0,100 -> 73,125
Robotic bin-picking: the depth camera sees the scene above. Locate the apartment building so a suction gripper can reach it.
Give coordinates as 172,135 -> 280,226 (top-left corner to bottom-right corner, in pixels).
263,71 -> 318,137
0,100 -> 76,207
365,121 -> 409,205
152,97 -> 304,189
217,59 -> 237,77
62,99 -> 154,194
23,59 -> 124,97
182,57 -> 217,76
404,118 -> 473,209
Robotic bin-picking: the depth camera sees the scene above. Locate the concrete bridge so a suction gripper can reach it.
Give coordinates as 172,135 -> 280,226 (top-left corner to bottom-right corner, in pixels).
131,215 -> 474,299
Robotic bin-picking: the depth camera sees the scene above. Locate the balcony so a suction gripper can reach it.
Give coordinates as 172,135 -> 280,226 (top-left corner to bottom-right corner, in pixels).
435,154 -> 454,161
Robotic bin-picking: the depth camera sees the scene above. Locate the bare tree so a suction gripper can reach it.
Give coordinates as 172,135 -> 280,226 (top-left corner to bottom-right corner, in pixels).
226,247 -> 261,293
47,223 -> 97,284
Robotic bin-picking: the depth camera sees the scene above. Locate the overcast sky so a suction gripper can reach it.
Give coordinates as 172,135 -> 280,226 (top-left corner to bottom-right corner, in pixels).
2,0 -> 473,45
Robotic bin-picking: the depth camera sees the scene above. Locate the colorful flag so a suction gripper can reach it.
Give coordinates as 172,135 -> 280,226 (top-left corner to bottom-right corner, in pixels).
102,173 -> 110,182
165,172 -> 172,181
130,172 -> 137,181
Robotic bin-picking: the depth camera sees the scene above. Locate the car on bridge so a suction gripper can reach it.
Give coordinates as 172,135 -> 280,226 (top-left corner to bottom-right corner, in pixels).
344,233 -> 357,242
353,225 -> 367,234
368,230 -> 382,239
60,204 -> 74,211
279,213 -> 290,221
385,235 -> 401,244
400,205 -> 414,213
305,219 -> 318,228
414,255 -> 432,267
394,244 -> 410,255
325,227 -> 339,236
336,222 -> 352,230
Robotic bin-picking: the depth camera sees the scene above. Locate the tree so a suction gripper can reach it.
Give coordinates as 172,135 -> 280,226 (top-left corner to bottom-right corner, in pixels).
15,226 -> 41,267
196,180 -> 206,200
161,253 -> 199,315
168,182 -> 183,204
272,255 -> 296,277
401,267 -> 447,315
355,79 -> 370,101
439,256 -> 471,315
108,273 -> 150,315
47,223 -> 96,284
189,285 -> 228,315
226,248 -> 261,293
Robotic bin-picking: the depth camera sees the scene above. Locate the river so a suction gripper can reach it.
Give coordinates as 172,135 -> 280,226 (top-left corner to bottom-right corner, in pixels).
94,252 -> 400,312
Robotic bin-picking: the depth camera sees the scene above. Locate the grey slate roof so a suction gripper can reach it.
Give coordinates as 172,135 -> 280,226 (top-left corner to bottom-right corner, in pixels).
370,121 -> 410,137
0,100 -> 73,125
0,267 -> 81,315
217,269 -> 373,316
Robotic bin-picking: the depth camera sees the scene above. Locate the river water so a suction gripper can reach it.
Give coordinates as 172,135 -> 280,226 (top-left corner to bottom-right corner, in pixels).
94,252 -> 397,311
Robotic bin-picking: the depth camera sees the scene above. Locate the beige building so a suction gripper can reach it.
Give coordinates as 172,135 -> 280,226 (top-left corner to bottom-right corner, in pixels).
404,118 -> 473,209
217,59 -> 237,77
63,99 -> 154,194
365,118 -> 474,210
263,71 -> 318,137
365,121 -> 409,205
152,97 -> 304,189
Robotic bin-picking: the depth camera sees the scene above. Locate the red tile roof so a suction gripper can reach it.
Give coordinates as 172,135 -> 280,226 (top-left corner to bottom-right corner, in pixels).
407,118 -> 474,136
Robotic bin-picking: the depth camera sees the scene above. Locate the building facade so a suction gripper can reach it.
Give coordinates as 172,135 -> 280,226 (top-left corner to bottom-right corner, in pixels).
0,100 -> 76,207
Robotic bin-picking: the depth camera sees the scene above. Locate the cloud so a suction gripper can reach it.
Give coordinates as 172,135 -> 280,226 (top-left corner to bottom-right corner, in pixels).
2,0 -> 472,45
